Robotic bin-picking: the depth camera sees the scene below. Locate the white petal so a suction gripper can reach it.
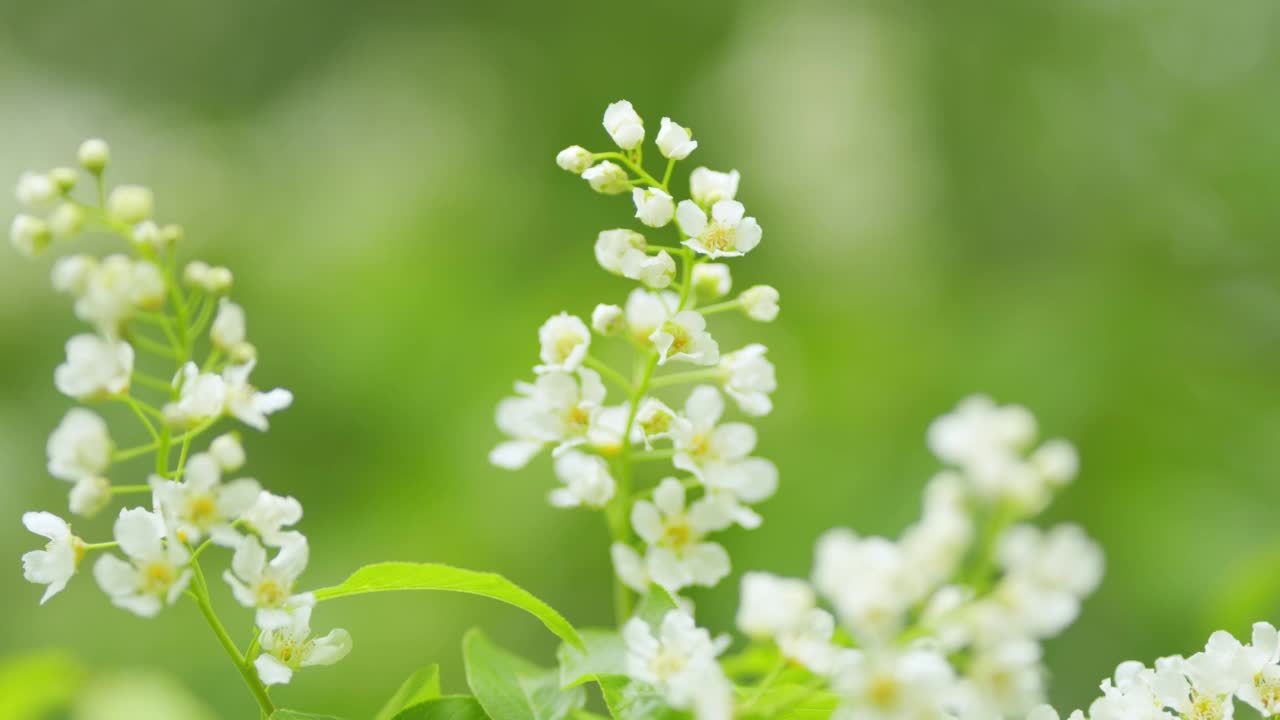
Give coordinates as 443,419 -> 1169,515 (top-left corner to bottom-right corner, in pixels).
231,535 -> 268,582
711,200 -> 745,224
631,501 -> 664,544
710,423 -> 757,461
686,543 -> 731,587
302,628 -> 353,667
675,201 -> 707,238
23,511 -> 70,541
114,508 -> 164,561
652,478 -> 686,517
489,440 -> 544,470
684,385 -> 724,429
255,654 -> 294,686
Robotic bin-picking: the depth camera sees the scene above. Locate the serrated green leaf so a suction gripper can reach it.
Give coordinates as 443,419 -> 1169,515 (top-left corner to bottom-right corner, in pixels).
314,562 -> 582,649
557,629 -> 627,689
392,696 -> 490,720
269,711 -> 343,720
633,586 -> 679,628
463,629 -> 586,720
375,665 -> 442,720
597,675 -> 689,720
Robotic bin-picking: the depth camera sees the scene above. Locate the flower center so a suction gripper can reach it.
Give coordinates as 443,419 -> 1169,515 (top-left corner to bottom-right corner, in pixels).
186,494 -> 218,528
1186,692 -> 1226,720
554,335 -> 580,363
1257,675 -> 1280,714
566,406 -> 591,434
141,561 -> 175,594
651,649 -> 687,680
702,224 -> 735,252
867,674 -> 900,708
661,518 -> 695,551
663,323 -> 691,354
256,579 -> 289,607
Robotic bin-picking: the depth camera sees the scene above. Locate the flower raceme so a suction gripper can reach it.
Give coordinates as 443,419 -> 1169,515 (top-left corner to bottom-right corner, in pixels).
12,139 -> 348,705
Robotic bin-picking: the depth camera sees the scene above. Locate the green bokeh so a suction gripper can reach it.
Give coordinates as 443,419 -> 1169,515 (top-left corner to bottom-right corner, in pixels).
1,0 -> 1278,717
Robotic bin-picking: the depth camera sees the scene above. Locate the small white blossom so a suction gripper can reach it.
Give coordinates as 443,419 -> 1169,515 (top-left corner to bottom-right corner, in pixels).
813,529 -> 917,640
223,360 -> 293,431
651,310 -> 718,366
47,408 -> 113,483
1237,622 -> 1280,716
93,508 -> 192,617
166,362 -> 226,426
78,138 -> 110,173
211,298 -> 248,351
637,250 -> 676,289
224,534 -> 314,630
719,344 -> 776,417
676,200 -> 762,259
1031,439 -> 1080,487
626,477 -> 732,592
549,451 -> 615,509
107,185 -> 154,225
951,640 -> 1046,719
928,395 -> 1036,470
69,476 -> 112,517
624,288 -> 678,345
49,167 -> 78,193
556,145 -> 593,175
54,334 -> 133,400
737,572 -> 817,638
993,524 -> 1104,638
205,266 -> 234,293
693,263 -> 732,299
832,648 -> 957,720
51,254 -> 96,295
635,397 -> 691,449
70,255 -> 165,335
151,453 -> 261,546
689,168 -> 740,208
16,172 -> 57,208
48,203 -> 85,239
209,433 -> 246,471
254,606 -> 352,686
22,512 -> 83,604
537,312 -> 591,373
10,214 -> 50,257
1151,653 -> 1237,720
242,492 -> 304,547
490,369 -> 607,469
583,161 -> 629,195
673,387 -> 764,485
624,610 -> 732,720
595,229 -> 648,277
739,285 -> 780,322
633,187 -> 675,228
603,100 -> 645,150
591,304 -> 624,335
656,117 -> 697,160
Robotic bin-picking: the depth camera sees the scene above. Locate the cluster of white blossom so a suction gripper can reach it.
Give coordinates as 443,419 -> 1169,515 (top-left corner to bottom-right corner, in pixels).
731,396 -> 1104,720
495,100 -> 779,717
1031,621 -> 1280,720
15,140 -> 348,692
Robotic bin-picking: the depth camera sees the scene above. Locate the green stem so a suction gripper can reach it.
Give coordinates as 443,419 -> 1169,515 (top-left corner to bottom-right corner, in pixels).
584,356 -> 634,395
189,558 -> 276,716
129,332 -> 180,359
696,299 -> 743,315
121,397 -> 161,441
632,449 -> 675,462
132,371 -> 175,393
650,369 -> 724,388
661,158 -> 676,189
592,152 -> 663,188
80,541 -> 119,551
111,484 -> 151,495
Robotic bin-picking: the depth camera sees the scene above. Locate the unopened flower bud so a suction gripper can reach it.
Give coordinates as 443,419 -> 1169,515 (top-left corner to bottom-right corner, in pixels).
603,100 -> 645,151
209,433 -> 246,471
632,187 -> 675,228
229,342 -> 257,364
592,304 -> 624,335
656,117 -> 697,160
15,172 -> 57,208
582,162 -> 629,195
69,476 -> 111,517
739,285 -> 780,322
637,250 -> 676,289
10,214 -> 51,257
48,203 -> 85,239
556,146 -> 593,175
184,261 -> 211,288
212,298 -> 247,350
49,167 -> 79,193
78,139 -> 110,174
107,185 -> 154,225
206,267 -> 234,293
693,263 -> 732,299
160,224 -> 184,245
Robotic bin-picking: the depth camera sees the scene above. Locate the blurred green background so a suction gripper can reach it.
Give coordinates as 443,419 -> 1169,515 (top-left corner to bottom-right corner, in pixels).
2,0 -> 1279,717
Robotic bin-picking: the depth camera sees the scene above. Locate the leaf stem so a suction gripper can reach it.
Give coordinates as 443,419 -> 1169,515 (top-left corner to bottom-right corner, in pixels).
189,557 -> 276,716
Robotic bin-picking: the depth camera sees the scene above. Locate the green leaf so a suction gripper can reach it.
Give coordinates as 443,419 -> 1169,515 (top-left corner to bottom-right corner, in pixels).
269,711 -> 343,720
556,629 -> 626,689
315,562 -> 583,649
633,585 -> 679,628
375,665 -> 442,720
0,650 -> 84,720
737,684 -> 840,720
392,696 -> 491,720
597,675 -> 689,720
463,629 -> 586,720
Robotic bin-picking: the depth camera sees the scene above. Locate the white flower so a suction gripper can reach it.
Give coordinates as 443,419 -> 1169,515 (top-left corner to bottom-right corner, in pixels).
927,394 -> 1036,469
151,453 -> 261,546
1088,661 -> 1173,720
583,162 -> 629,195
242,492 -> 304,547
93,507 -> 192,617
47,408 -> 113,483
1031,438 -> 1079,487
22,512 -> 83,604
595,229 -> 648,276
1151,653 -> 1238,720
166,362 -> 226,427
951,640 -> 1046,718
624,610 -> 731,720
54,334 -> 133,400
212,298 -> 248,351
693,263 -> 732,299
223,360 -> 293,431
689,168 -> 739,208
627,477 -> 732,592
719,344 -> 777,417
16,172 -> 57,208
994,523 -> 1104,638
1237,622 -> 1280,716
603,100 -> 645,150
224,534 -> 314,629
813,529 -> 918,640
672,387 -> 776,520
556,145 -> 593,175
676,200 -> 761,259
549,451 -> 615,509
635,397 -> 691,449
51,254 -> 97,295
739,285 -> 779,322
66,255 -> 165,336
637,250 -> 677,289
832,648 -> 956,720
10,214 -> 50,257
537,312 -> 591,373
107,185 -> 154,225
69,476 -> 112,517
737,572 -> 817,638
633,187 -> 675,228
209,433 -> 246,471
48,203 -> 84,239
656,118 -> 697,160
591,304 -> 624,335
489,368 -> 607,469
650,310 -> 718,366
78,138 -> 110,173
624,288 -> 679,346
254,606 -> 352,686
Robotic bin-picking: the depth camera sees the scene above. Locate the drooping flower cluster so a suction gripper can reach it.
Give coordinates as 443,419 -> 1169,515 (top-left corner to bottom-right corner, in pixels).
495,99 -> 779,716
15,140 -> 348,692
1031,621 -> 1280,720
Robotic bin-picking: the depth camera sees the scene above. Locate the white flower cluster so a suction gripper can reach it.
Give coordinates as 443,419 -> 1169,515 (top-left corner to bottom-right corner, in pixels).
497,100 -> 780,717
731,396 -> 1101,720
15,140 -> 348,690
1032,621 -> 1280,720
